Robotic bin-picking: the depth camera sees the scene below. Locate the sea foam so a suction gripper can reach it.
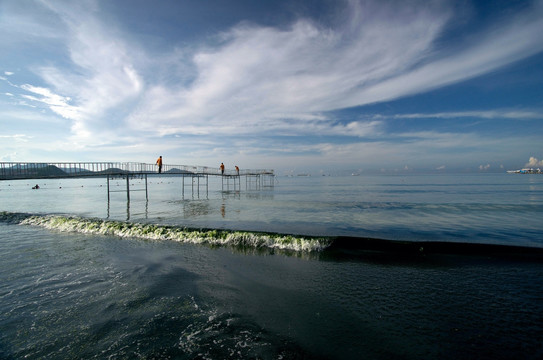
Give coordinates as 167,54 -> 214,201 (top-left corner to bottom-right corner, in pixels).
1,212 -> 331,252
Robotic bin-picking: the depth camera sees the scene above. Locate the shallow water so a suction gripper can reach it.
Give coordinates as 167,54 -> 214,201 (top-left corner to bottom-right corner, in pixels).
1,174 -> 542,246
1,174 -> 542,359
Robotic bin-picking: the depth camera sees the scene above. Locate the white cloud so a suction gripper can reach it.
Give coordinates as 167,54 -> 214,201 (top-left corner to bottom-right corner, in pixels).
126,0 -> 451,136
526,156 -> 543,167
0,134 -> 28,139
19,84 -> 81,120
329,121 -> 382,137
0,134 -> 31,141
0,108 -> 67,124
17,1 -> 145,142
4,71 -> 14,76
350,3 -> 543,108
126,0 -> 543,140
392,110 -> 543,120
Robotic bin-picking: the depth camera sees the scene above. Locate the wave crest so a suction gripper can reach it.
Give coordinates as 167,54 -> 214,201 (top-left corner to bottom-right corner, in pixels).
1,212 -> 331,252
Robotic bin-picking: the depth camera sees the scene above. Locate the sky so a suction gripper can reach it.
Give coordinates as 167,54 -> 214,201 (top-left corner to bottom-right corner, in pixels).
1,0 -> 542,175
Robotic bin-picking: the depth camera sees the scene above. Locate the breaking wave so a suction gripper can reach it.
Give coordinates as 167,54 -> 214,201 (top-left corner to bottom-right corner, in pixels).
2,211 -> 541,258
0,211 -> 332,252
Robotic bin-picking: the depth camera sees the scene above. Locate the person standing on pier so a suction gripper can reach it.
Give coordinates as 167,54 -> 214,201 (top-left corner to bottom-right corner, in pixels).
156,156 -> 163,174
220,162 -> 225,175
235,166 -> 239,175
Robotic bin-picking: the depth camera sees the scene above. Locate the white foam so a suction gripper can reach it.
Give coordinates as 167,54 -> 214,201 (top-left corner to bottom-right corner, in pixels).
18,214 -> 332,252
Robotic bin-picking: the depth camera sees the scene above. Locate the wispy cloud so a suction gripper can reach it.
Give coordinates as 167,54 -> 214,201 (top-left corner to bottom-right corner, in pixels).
20,84 -> 80,120
391,110 -> 543,120
125,0 -> 542,140
0,134 -> 31,141
127,1 -> 451,137
351,2 -> 543,107
15,0 -> 145,142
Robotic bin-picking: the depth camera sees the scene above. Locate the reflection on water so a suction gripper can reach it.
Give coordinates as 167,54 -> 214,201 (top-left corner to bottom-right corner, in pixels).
244,191 -> 274,200
107,197 -> 149,221
182,200 -> 213,218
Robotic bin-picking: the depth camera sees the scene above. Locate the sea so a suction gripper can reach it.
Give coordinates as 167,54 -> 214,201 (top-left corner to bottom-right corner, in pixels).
0,173 -> 542,359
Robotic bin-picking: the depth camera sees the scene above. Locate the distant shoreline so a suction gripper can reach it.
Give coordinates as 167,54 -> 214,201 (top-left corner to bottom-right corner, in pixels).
507,168 -> 542,174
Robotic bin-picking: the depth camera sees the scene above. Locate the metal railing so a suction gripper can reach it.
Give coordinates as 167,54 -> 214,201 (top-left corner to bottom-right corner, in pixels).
0,162 -> 274,180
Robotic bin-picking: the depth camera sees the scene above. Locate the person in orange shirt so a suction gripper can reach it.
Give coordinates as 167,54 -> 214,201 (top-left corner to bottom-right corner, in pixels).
235,165 -> 239,175
220,162 -> 225,175
156,156 -> 163,173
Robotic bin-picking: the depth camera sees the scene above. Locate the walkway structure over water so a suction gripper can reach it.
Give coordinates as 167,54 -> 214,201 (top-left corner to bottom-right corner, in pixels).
0,162 -> 275,199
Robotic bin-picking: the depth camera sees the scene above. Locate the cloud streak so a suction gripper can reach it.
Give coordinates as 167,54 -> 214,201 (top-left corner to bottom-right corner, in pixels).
15,0 -> 145,142
127,1 -> 451,136
124,0 -> 543,140
13,0 -> 543,136
351,5 -> 543,107
390,110 -> 543,120
20,84 -> 80,120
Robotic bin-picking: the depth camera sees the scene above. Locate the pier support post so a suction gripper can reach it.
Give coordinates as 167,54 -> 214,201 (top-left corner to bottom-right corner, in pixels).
126,175 -> 130,202
145,174 -> 148,201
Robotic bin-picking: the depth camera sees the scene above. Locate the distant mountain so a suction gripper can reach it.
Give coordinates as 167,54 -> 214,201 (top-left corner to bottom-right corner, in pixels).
6,163 -> 55,170
1,164 -> 197,180
4,164 -> 67,177
96,168 -> 129,175
37,165 -> 67,176
165,168 -> 194,174
62,167 -> 94,175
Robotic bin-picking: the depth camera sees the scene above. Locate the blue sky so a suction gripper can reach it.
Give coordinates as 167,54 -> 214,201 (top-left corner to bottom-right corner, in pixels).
1,0 -> 542,174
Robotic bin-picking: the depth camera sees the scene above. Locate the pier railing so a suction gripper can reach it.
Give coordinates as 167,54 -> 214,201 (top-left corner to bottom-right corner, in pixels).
0,162 -> 273,180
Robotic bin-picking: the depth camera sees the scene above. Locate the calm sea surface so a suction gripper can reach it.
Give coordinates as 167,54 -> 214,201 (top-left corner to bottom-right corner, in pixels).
1,174 -> 542,359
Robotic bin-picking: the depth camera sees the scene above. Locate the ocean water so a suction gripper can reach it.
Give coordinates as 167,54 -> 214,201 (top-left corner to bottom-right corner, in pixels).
1,174 -> 542,359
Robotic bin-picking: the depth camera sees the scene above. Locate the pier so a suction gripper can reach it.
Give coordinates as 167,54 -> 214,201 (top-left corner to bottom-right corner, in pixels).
0,162 -> 275,200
